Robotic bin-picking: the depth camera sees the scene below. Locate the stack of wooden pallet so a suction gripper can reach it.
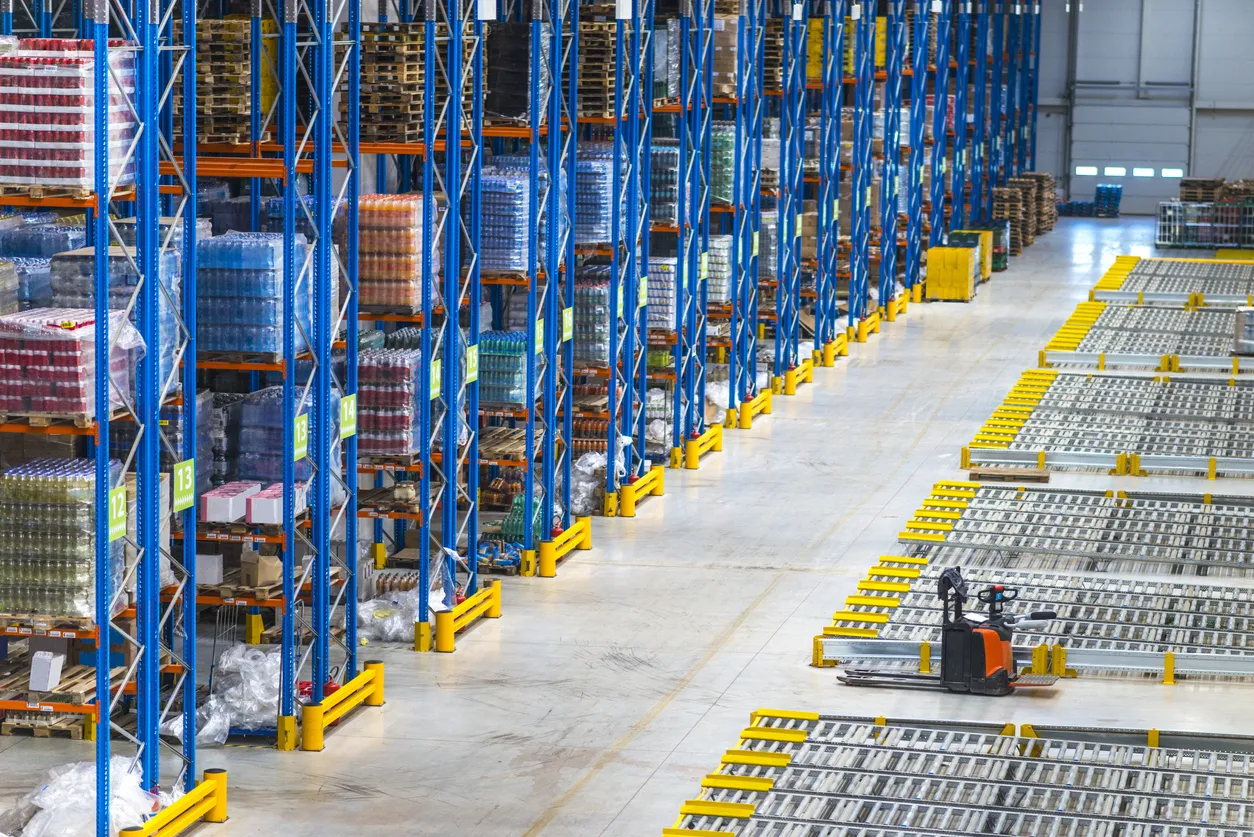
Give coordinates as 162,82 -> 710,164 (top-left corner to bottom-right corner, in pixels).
1020,171 -> 1057,234
1007,177 -> 1038,248
992,186 -> 1026,256
764,18 -> 783,92
341,22 -> 479,143
174,17 -> 277,144
577,20 -> 618,119
1179,177 -> 1226,202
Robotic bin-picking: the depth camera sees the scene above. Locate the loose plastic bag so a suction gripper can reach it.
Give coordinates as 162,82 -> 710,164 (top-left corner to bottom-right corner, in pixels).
3,756 -> 158,837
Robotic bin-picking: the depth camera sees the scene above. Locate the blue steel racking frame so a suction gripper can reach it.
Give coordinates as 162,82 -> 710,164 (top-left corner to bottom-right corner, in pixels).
846,2 -> 871,330
949,0 -> 968,229
727,0 -> 764,428
902,0 -> 929,293
969,0 -> 988,222
673,0 -> 714,462
1018,0 -> 1036,172
1003,0 -> 1018,179
988,0 -> 1004,192
602,0 -> 654,506
1027,0 -> 1039,168
876,0 -> 905,313
812,0 -> 844,364
927,0 -> 950,246
771,0 -> 805,393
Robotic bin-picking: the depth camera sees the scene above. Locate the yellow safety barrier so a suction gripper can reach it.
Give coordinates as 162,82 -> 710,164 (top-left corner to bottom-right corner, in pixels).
783,358 -> 814,395
619,464 -> 665,517
737,388 -> 772,430
435,580 -> 503,651
685,423 -> 724,469
817,331 -> 849,366
856,310 -> 881,342
300,660 -> 385,751
118,770 -> 228,837
538,515 -> 593,576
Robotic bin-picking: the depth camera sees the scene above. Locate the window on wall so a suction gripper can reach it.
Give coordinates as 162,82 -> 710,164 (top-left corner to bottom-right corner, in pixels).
1133,168 -> 1155,177
1104,167 -> 1127,177
1075,165 -> 1098,176
1162,168 -> 1185,178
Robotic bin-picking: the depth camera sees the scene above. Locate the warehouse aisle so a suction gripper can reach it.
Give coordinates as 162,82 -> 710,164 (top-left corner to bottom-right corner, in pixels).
0,217 -> 1205,834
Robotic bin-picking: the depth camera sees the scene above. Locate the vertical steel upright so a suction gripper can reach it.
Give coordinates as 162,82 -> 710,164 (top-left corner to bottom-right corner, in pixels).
1003,0 -> 1018,179
969,0 -> 988,222
847,4 -> 872,327
728,0 -> 763,425
604,0 -> 651,500
949,0 -> 968,229
988,0 -> 1004,191
1027,0 -> 1039,169
538,0 -> 573,564
814,0 -> 844,360
927,0 -> 951,246
772,3 -> 805,390
676,0 -> 714,452
877,0 -> 904,309
902,0 -> 929,292
1017,0 -> 1034,172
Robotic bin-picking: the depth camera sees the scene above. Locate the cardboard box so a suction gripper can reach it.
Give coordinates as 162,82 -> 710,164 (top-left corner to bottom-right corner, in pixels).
29,650 -> 64,692
241,553 -> 282,588
196,553 -> 224,585
200,481 -> 262,523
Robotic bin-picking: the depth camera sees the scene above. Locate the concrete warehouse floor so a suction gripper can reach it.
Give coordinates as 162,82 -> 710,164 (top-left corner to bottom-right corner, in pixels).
6,215 -> 1254,835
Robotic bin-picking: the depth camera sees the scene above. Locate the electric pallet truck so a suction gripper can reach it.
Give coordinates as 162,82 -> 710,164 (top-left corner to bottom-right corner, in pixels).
838,568 -> 1059,696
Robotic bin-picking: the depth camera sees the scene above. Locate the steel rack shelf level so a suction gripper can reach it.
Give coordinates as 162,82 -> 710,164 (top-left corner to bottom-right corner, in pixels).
1091,256 -> 1254,307
596,0 -> 664,517
963,369 -> 1254,479
899,481 -> 1254,579
670,0 -> 723,470
1040,300 -> 1254,373
845,2 -> 876,341
811,0 -> 848,365
901,1 -> 929,300
768,0 -> 809,397
0,11 -> 226,837
873,0 -> 905,321
725,0 -> 770,431
818,556 -> 1254,681
664,710 -> 1254,837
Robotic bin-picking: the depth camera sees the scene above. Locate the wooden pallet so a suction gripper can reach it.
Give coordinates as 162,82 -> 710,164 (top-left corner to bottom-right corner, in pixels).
207,569 -> 284,602
969,466 -> 1050,483
0,613 -> 95,634
2,715 -> 86,739
477,560 -> 520,576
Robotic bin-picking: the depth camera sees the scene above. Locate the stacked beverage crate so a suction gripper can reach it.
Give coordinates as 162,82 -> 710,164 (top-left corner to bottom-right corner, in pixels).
358,194 -> 436,312
197,232 -> 312,356
647,258 -> 678,331
479,331 -> 534,407
358,348 -> 422,457
0,38 -> 137,195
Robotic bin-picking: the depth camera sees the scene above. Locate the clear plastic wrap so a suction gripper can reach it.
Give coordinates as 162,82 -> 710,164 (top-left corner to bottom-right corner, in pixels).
479,331 -> 536,406
708,235 -> 733,304
0,260 -> 17,314
574,265 -> 612,366
12,257 -> 51,309
197,232 -> 311,354
575,145 -> 617,246
1,756 -> 159,837
357,194 -> 438,310
357,558 -> 452,642
0,225 -> 86,259
0,307 -> 144,417
0,457 -> 124,620
49,246 -> 182,387
481,155 -> 565,272
570,450 -> 606,516
650,140 -> 680,225
647,258 -> 677,331
358,348 -> 422,456
0,39 -> 138,190
235,386 -> 345,507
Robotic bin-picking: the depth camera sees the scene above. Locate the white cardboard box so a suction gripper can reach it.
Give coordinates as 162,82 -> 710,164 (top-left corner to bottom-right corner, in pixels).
29,650 -> 64,692
196,553 -> 224,585
200,482 -> 262,523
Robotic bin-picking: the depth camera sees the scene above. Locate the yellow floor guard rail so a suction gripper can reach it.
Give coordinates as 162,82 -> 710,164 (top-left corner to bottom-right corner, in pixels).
684,423 -> 724,469
301,660 -> 385,751
435,580 -> 503,650
619,464 -> 665,517
119,770 -> 228,837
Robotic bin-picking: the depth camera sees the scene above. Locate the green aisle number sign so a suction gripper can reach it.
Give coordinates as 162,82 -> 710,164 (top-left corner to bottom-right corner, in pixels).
430,359 -> 441,399
108,486 -> 127,542
294,413 -> 309,461
562,307 -> 573,342
466,344 -> 479,383
340,394 -> 357,439
535,320 -> 544,354
173,460 -> 195,513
